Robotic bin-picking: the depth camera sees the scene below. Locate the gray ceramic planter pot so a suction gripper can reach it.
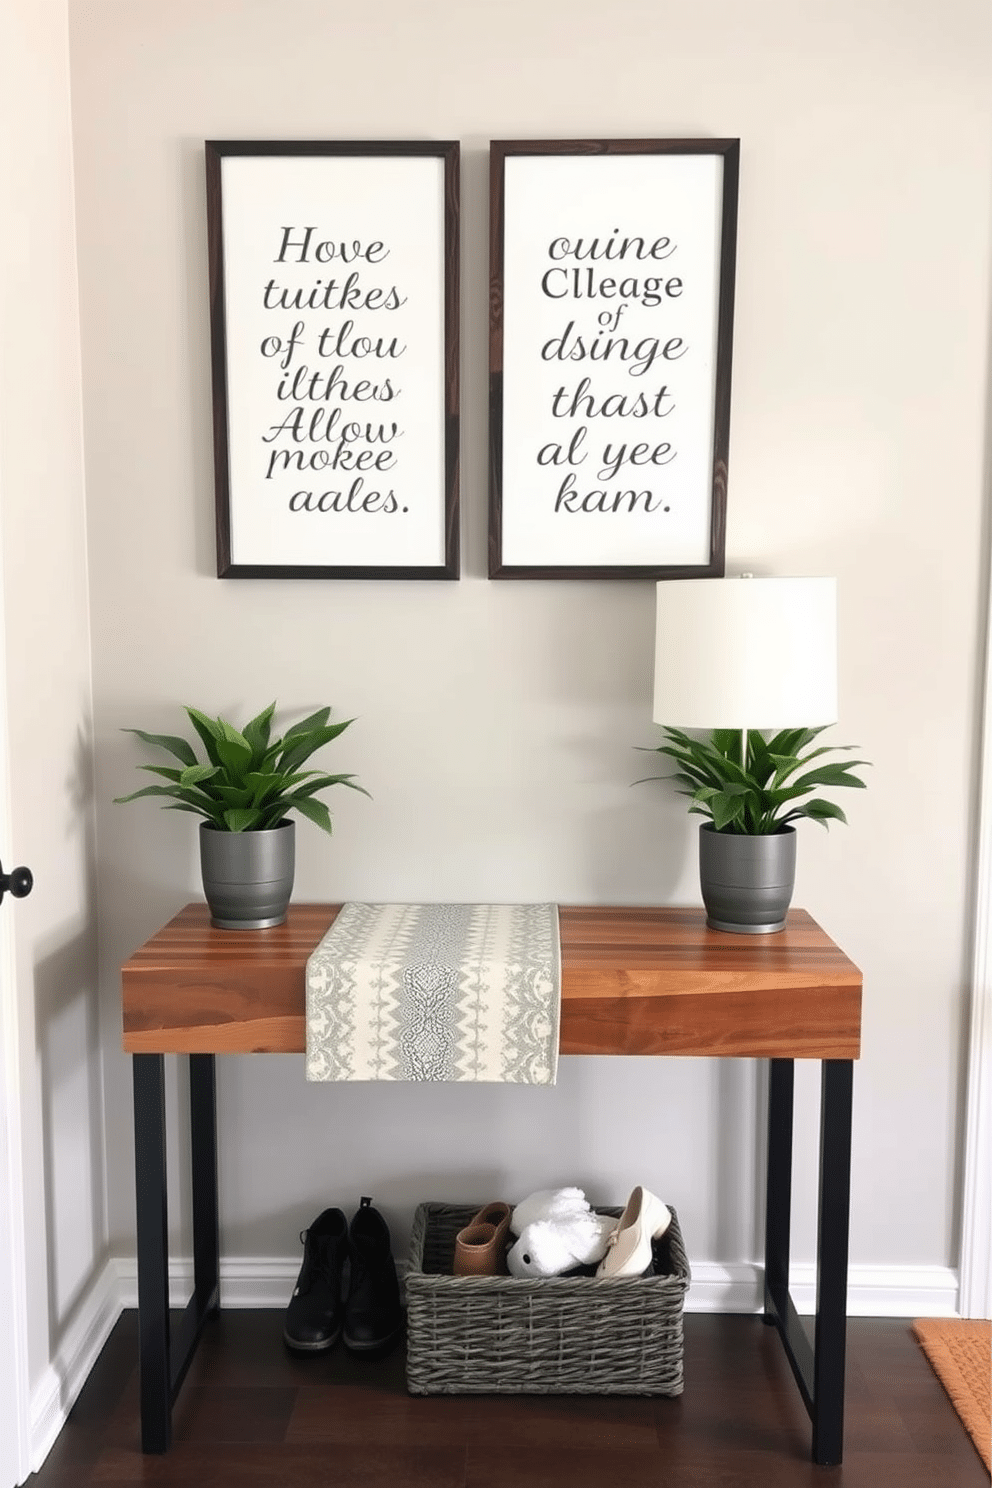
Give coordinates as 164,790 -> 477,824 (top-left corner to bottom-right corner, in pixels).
199,819 -> 295,929
698,822 -> 796,934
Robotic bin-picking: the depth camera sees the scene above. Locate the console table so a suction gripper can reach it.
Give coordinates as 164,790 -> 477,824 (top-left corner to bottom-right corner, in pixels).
121,903 -> 862,1464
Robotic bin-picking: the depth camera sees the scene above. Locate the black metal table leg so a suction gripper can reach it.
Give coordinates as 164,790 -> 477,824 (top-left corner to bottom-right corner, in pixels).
133,1052 -> 221,1453
765,1058 -> 795,1320
811,1059 -> 854,1466
764,1059 -> 816,1417
189,1054 -> 220,1314
762,1056 -> 854,1467
132,1054 -> 172,1453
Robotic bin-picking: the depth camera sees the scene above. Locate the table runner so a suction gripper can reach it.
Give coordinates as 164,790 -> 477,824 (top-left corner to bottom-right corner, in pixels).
305,902 -> 561,1083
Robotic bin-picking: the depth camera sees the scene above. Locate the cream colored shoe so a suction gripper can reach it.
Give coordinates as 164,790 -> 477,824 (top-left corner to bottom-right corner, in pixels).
595,1186 -> 672,1279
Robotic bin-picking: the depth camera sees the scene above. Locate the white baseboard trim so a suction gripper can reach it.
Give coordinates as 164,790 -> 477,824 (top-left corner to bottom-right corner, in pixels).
114,1254 -> 302,1310
113,1253 -> 961,1320
685,1260 -> 960,1317
29,1259 -> 123,1473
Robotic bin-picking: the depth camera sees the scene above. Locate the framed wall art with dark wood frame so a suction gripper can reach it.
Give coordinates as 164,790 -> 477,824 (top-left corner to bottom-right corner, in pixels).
489,139 -> 739,580
205,140 -> 460,579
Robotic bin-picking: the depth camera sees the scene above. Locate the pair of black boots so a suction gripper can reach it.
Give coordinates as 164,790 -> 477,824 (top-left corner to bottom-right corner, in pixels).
284,1196 -> 403,1355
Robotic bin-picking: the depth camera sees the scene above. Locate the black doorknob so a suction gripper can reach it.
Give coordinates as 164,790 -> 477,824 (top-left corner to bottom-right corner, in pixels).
0,860 -> 33,904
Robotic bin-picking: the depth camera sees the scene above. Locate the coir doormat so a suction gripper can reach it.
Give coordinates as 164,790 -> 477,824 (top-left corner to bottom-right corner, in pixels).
913,1318 -> 990,1471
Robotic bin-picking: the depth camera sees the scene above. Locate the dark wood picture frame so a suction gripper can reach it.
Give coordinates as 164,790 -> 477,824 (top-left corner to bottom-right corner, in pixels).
205,140 -> 460,579
489,139 -> 739,580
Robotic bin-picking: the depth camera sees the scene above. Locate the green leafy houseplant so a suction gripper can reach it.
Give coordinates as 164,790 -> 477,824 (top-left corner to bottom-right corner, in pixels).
114,702 -> 369,833
642,725 -> 869,834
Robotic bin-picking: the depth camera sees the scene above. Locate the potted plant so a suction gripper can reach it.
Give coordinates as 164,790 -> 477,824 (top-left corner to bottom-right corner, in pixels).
639,726 -> 869,933
115,702 -> 368,928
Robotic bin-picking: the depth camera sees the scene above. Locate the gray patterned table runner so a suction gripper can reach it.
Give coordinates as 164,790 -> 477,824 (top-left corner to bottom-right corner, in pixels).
305,902 -> 561,1084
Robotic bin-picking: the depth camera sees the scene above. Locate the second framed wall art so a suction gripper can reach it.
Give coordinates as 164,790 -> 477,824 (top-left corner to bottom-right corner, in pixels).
206,140 -> 460,579
489,138 -> 739,580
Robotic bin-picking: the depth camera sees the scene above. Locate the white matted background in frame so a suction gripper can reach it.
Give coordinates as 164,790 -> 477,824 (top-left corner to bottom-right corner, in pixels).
489,140 -> 738,579
206,141 -> 459,579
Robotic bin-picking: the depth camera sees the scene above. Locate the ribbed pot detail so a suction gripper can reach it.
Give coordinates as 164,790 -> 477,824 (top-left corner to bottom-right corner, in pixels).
199,819 -> 295,930
698,822 -> 796,934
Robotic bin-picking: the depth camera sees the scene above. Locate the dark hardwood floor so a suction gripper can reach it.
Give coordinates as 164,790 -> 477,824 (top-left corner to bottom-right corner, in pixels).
27,1311 -> 989,1487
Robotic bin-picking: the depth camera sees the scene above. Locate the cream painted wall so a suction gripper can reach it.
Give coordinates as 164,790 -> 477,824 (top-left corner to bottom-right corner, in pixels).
68,0 -> 992,1278
1,0 -> 102,1421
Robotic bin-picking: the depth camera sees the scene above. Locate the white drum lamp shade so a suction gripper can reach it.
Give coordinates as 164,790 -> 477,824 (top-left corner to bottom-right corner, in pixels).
653,577 -> 838,730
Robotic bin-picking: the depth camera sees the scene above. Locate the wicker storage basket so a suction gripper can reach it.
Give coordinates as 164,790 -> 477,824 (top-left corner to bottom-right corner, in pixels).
405,1201 -> 689,1396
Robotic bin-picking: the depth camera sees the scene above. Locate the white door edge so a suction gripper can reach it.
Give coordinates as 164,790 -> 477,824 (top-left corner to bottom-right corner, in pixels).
961,587 -> 992,1320
0,542 -> 32,1485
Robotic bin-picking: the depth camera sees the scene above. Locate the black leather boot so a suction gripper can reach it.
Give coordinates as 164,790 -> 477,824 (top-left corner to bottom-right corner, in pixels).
343,1196 -> 404,1353
284,1207 -> 348,1352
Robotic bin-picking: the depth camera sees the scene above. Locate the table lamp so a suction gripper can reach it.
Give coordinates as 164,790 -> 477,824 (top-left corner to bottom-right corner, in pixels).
652,575 -> 840,932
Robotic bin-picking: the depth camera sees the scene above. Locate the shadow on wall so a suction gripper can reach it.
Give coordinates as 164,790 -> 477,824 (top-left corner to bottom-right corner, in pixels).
715,1058 -> 765,1265
211,1054 -> 599,1264
35,725 -> 105,1408
583,792 -> 691,904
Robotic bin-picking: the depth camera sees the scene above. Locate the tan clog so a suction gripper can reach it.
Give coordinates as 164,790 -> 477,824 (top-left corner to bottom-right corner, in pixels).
453,1201 -> 512,1276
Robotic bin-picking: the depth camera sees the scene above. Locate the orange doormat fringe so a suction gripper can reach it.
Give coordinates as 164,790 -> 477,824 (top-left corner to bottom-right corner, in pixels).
913,1318 -> 990,1472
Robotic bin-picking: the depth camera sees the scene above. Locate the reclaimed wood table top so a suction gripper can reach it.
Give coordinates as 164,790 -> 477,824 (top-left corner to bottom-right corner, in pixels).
121,903 -> 861,1061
